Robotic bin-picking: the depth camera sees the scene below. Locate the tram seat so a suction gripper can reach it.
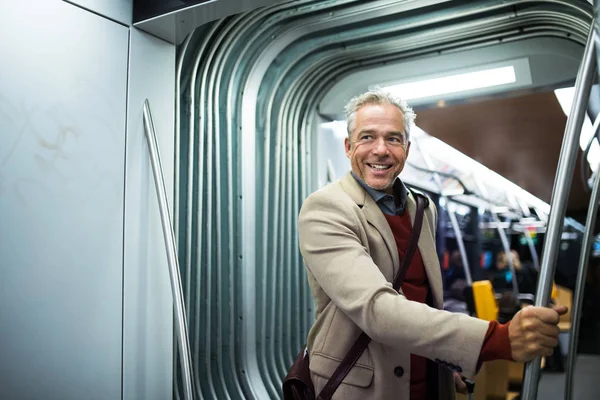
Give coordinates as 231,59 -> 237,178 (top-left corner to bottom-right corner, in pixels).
465,280 -> 559,400
462,282 -> 510,399
471,280 -> 499,321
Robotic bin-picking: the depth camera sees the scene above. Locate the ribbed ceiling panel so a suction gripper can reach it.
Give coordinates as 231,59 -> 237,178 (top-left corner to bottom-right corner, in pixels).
174,0 -> 592,398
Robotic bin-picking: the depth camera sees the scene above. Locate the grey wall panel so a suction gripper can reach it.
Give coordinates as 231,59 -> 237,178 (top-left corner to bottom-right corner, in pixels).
122,28 -> 176,400
0,1 -> 129,399
66,0 -> 133,25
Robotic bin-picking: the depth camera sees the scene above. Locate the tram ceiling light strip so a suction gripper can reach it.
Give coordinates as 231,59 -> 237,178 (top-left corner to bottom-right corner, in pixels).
381,66 -> 516,101
372,58 -> 533,102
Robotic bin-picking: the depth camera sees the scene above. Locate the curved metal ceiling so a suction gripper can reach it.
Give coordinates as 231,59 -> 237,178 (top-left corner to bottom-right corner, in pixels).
173,0 -> 593,399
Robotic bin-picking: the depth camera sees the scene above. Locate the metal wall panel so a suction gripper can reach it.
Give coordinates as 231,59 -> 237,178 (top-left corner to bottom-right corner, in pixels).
122,28 -> 176,400
175,20 -> 254,399
596,0 -> 600,83
65,0 -> 133,25
0,1 -> 129,399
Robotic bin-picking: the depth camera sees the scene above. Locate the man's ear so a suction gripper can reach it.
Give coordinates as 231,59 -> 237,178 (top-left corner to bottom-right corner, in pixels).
344,136 -> 352,159
405,140 -> 411,158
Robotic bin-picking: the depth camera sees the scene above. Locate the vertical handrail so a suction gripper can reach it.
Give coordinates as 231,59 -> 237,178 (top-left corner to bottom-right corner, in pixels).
565,164 -> 600,400
447,207 -> 474,286
565,113 -> 600,400
521,25 -> 598,400
524,231 -> 541,272
142,100 -> 195,400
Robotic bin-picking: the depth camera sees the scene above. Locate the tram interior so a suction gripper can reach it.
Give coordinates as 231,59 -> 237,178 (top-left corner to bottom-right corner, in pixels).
1,0 -> 599,400
318,84 -> 600,399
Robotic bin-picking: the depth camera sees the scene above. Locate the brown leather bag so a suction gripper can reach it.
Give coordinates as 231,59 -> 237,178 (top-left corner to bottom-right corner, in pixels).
282,347 -> 315,400
282,192 -> 428,400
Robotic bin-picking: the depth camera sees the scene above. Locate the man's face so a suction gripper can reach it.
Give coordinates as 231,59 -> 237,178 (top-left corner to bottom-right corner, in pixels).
345,103 -> 410,193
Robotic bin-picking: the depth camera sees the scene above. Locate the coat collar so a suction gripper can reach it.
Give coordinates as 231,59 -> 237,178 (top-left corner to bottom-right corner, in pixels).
340,171 -> 444,308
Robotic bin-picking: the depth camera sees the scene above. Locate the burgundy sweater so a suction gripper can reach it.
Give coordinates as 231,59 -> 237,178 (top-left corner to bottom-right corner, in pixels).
384,212 -> 513,400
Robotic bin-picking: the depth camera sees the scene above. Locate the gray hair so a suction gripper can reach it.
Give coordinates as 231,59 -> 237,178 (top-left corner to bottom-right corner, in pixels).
344,88 -> 416,141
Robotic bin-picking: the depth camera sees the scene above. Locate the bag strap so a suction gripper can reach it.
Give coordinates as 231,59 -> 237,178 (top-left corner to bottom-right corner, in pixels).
316,192 -> 428,400
392,191 -> 428,291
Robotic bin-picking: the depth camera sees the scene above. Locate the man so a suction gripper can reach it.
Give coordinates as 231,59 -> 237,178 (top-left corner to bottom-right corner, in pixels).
297,89 -> 566,400
489,250 -> 518,293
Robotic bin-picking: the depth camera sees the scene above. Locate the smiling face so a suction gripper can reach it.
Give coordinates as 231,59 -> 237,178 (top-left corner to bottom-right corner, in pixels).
345,103 -> 410,193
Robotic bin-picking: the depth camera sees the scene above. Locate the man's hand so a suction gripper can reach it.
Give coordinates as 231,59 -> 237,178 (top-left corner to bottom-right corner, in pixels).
453,372 -> 467,394
509,305 -> 568,362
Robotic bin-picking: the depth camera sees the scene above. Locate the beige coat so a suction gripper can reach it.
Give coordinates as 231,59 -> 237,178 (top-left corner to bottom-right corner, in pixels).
298,172 -> 490,400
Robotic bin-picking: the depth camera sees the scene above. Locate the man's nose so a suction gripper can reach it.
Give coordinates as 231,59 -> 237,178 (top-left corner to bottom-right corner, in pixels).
372,138 -> 390,154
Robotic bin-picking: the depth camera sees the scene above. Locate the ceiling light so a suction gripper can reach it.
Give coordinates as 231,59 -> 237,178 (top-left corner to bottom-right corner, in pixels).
382,66 -> 516,101
554,86 -> 596,152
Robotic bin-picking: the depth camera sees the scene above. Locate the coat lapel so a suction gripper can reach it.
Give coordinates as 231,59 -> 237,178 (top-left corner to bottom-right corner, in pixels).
340,173 -> 400,273
405,190 -> 444,309
340,172 -> 443,309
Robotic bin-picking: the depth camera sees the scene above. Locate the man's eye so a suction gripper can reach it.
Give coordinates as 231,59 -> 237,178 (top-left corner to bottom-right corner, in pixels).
360,135 -> 373,140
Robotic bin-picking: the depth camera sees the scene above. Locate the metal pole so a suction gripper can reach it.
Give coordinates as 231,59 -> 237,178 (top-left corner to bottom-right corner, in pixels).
565,166 -> 600,400
142,100 -> 195,400
524,229 -> 541,272
521,26 -> 598,400
565,115 -> 600,400
447,208 -> 474,286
